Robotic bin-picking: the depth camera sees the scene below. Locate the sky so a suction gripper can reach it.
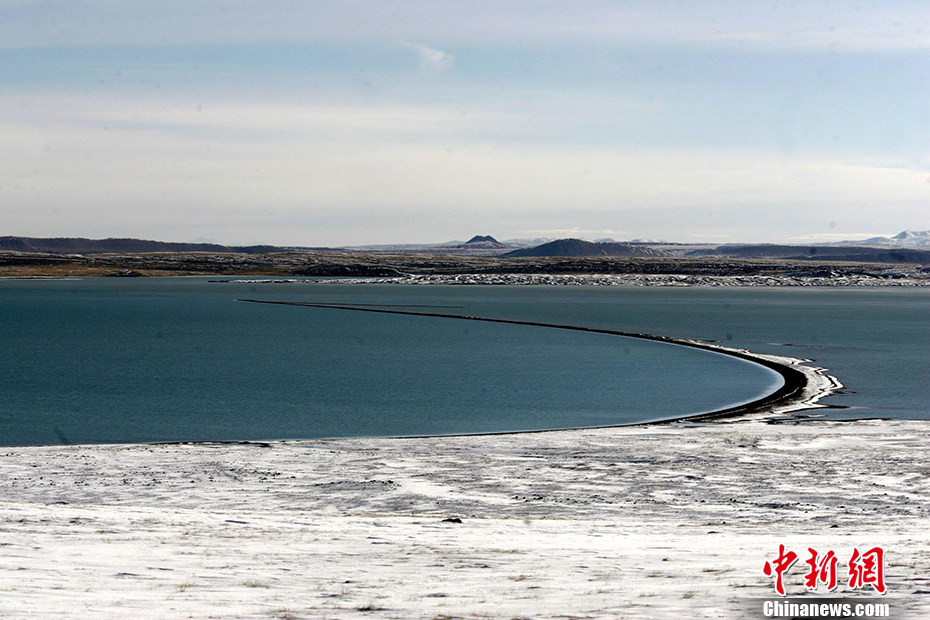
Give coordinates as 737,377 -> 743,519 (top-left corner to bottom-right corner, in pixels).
1,1 -> 928,246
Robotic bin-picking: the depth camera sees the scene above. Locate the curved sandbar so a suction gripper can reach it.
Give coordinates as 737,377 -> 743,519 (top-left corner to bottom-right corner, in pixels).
239,299 -> 840,425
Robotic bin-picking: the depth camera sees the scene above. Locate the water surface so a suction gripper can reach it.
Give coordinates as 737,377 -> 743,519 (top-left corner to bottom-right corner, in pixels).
0,278 -> 795,446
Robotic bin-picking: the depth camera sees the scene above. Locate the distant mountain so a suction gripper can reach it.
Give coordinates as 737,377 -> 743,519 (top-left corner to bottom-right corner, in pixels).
453,235 -> 508,251
0,236 -> 282,255
688,244 -> 930,264
433,235 -> 514,255
465,235 -> 501,245
853,230 -> 930,248
503,238 -> 667,258
9,231 -> 928,264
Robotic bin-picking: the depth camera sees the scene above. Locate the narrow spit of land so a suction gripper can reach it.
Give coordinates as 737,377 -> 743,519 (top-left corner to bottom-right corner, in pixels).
238,299 -> 830,424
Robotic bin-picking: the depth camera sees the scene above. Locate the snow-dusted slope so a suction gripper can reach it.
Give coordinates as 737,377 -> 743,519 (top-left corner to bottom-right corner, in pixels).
1,420 -> 927,619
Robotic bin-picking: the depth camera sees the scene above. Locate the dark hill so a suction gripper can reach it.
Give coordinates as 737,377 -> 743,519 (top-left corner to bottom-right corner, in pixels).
465,235 -> 501,245
503,238 -> 666,258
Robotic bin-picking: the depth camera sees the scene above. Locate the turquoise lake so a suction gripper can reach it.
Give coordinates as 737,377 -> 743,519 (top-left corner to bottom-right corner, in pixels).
1,279 -> 927,446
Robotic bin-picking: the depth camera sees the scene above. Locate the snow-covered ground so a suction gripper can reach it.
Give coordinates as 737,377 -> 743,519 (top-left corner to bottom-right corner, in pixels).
1,419 -> 927,619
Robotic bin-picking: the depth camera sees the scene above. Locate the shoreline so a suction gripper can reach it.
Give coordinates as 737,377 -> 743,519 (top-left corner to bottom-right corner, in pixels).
232,272 -> 930,286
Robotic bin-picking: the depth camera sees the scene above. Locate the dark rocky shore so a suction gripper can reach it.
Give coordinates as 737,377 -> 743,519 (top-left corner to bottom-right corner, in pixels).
1,249 -> 927,284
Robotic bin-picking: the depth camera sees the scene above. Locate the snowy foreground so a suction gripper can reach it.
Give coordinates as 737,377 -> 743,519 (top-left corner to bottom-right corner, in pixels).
1,420 -> 928,619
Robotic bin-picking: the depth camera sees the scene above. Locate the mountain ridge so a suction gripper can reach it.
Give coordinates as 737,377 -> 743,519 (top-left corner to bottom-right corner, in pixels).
3,230 -> 928,263
0,236 -> 281,255
854,230 -> 930,248
503,238 -> 667,258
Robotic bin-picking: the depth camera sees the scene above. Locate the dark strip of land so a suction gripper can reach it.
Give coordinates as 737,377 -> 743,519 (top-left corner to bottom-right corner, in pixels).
1,248 -> 926,281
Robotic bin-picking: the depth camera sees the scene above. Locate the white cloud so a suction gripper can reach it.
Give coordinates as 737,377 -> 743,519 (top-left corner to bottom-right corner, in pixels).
400,40 -> 455,73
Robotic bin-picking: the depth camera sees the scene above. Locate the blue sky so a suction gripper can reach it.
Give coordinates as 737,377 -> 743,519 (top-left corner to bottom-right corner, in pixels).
1,1 -> 927,245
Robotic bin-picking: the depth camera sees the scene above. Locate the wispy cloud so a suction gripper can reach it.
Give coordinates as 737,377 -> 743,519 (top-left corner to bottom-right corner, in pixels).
400,40 -> 454,74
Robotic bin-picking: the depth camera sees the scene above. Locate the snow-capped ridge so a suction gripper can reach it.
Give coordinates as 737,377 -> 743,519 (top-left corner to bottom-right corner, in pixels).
858,230 -> 930,247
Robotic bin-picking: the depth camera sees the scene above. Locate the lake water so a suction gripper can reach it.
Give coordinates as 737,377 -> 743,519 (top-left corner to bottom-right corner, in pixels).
1,279 -> 926,446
